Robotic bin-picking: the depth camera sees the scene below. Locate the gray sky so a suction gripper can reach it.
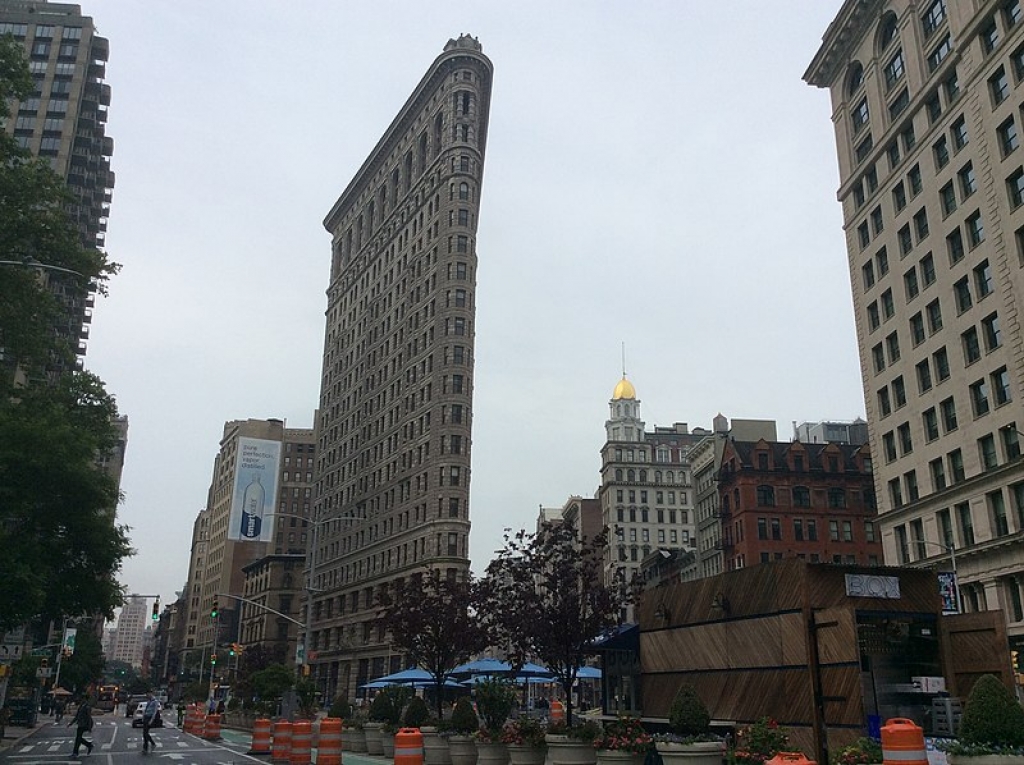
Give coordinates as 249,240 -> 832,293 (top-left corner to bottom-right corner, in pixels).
80,1 -> 859,611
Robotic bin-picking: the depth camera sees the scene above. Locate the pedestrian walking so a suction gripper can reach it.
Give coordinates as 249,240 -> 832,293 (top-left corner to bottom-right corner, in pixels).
68,698 -> 94,758
141,692 -> 160,753
54,697 -> 66,723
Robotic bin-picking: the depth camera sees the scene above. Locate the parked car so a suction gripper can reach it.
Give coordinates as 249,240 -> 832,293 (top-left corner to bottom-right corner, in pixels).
125,695 -> 148,717
131,701 -> 162,728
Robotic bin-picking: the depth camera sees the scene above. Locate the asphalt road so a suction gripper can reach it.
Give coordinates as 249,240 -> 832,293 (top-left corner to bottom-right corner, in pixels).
0,712 -> 266,765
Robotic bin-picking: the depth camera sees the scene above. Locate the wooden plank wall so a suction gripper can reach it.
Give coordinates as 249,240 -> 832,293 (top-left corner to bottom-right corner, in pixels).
939,610 -> 1012,697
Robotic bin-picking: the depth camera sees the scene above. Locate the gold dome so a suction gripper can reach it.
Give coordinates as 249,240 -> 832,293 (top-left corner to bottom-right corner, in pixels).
612,377 -> 636,400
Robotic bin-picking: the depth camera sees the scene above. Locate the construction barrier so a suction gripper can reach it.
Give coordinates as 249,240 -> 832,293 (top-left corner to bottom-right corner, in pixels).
272,721 -> 293,765
882,718 -> 927,765
290,720 -> 312,765
550,699 -> 565,725
395,727 -> 424,765
248,718 -> 273,755
317,718 -> 343,765
203,713 -> 222,741
184,704 -> 202,735
767,753 -> 816,765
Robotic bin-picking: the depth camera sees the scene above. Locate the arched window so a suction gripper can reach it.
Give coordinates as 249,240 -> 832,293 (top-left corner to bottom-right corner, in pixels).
793,486 -> 811,508
757,485 -> 775,507
846,61 -> 864,96
627,469 -> 636,482
878,13 -> 899,51
667,471 -> 675,484
459,182 -> 470,200
655,471 -> 662,484
615,469 -> 623,481
639,470 -> 647,482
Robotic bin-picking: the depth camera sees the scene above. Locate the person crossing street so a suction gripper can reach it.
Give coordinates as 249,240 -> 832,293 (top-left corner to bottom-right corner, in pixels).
141,692 -> 160,753
68,698 -> 93,758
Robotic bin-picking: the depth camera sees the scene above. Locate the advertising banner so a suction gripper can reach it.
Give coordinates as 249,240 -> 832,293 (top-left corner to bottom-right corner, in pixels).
227,437 -> 281,542
938,571 -> 960,615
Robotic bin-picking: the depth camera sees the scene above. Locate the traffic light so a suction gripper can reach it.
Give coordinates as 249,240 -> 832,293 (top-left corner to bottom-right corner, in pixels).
151,600 -> 160,621
40,658 -> 48,668
1012,650 -> 1020,672
210,653 -> 217,665
210,606 -> 218,619
228,644 -> 235,657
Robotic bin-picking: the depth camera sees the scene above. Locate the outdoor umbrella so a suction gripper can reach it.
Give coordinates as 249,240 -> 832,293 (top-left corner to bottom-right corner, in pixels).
358,680 -> 394,689
575,666 -> 602,679
368,667 -> 434,685
517,662 -> 554,678
451,658 -> 512,676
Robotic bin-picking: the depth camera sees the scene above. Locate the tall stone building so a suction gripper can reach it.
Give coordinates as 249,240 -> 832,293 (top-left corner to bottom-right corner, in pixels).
0,1 -> 114,371
311,35 -> 493,701
110,596 -> 146,669
806,0 -> 1024,655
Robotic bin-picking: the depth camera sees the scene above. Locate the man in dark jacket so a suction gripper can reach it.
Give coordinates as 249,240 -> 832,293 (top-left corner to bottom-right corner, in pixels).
69,699 -> 93,757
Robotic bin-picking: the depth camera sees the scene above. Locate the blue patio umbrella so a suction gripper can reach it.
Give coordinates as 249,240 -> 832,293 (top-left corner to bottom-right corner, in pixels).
451,658 -> 512,676
517,662 -> 554,678
368,667 -> 434,685
358,680 -> 394,689
575,666 -> 602,679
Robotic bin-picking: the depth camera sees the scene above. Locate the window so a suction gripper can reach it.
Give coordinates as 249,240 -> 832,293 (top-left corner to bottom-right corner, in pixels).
927,298 -> 943,332
856,135 -> 874,163
829,489 -> 847,509
906,471 -> 920,502
991,67 -> 1011,104
858,222 -> 871,249
960,163 -> 977,197
890,479 -> 905,510
771,518 -> 782,540
993,366 -> 1012,406
935,347 -> 951,381
944,71 -> 960,102
924,407 -> 940,441
853,182 -> 866,210
934,136 -> 950,169
957,501 -> 975,545
829,520 -> 840,541
983,313 -> 1002,351
914,208 -> 929,240
852,98 -> 870,133
908,164 -> 922,196
793,486 -> 810,507
950,449 -> 966,483
871,206 -> 884,235
889,89 -> 910,120
893,182 -> 907,212
999,118 -> 1019,155
950,118 -> 968,154
970,378 -> 991,416
980,434 -> 999,469
966,211 -> 985,247
928,35 -> 952,71
757,518 -> 767,540
911,312 -> 926,344
923,0 -> 947,38
868,301 -> 880,331
807,520 -> 818,541
926,93 -> 943,124
921,254 -> 936,287
1007,0 -> 1023,27
917,359 -> 933,393
940,182 -> 957,216
877,248 -> 889,277
883,431 -> 897,462
863,260 -> 876,290
881,289 -> 894,319
873,343 -> 886,373
1014,44 -> 1024,82
885,49 -> 906,89
866,165 -> 879,192
963,326 -> 981,364
955,277 -> 973,314
1010,168 -> 1024,208
974,260 -> 993,300
887,331 -> 901,363
941,396 -> 958,432
756,485 -> 775,506
893,375 -> 907,407
931,459 -> 947,491
898,422 -> 914,454
982,20 -> 1000,54
947,228 -> 965,265
1003,423 -> 1021,459
878,386 -> 892,417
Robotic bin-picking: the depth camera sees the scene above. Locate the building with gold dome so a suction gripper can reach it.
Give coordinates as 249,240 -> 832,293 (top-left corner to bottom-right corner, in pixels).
598,376 -> 709,616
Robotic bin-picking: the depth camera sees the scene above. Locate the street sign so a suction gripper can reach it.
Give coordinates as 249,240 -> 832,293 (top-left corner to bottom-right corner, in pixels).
0,644 -> 23,661
35,668 -> 52,678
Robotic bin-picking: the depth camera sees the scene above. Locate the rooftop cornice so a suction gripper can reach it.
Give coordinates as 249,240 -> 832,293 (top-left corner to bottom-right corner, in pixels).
804,0 -> 884,88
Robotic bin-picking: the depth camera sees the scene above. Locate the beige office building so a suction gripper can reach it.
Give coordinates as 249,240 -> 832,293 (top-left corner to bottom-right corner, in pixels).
806,0 -> 1024,654
311,35 -> 493,701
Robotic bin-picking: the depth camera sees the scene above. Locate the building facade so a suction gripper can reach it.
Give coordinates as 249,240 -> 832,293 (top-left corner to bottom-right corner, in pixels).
0,1 -> 114,372
310,34 -> 493,702
109,596 -> 146,668
806,0 -> 1024,655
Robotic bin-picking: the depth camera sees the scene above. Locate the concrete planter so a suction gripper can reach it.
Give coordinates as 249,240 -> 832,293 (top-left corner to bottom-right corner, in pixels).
382,730 -> 396,758
507,744 -> 547,765
365,721 -> 384,754
449,735 -> 479,765
423,726 -> 453,765
344,727 -> 367,753
546,734 -> 598,765
947,756 -> 1024,765
476,740 -> 509,765
596,751 -> 645,765
655,741 -> 725,765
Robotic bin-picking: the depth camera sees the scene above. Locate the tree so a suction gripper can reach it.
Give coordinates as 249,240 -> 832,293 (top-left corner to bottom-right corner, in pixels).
481,523 -> 629,726
377,570 -> 488,719
0,37 -> 130,632
56,623 -> 105,695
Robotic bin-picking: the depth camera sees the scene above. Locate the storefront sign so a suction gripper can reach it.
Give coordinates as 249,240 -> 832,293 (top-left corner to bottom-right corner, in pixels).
845,573 -> 901,599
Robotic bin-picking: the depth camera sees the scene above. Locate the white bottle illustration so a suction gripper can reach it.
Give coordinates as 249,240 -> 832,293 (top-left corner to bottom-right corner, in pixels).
240,473 -> 266,538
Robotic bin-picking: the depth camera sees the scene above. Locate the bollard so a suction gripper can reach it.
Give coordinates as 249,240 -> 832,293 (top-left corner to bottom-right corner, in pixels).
549,699 -> 565,726
290,720 -> 313,765
317,718 -> 343,765
203,712 -> 222,741
272,720 -> 293,765
882,718 -> 927,765
395,727 -> 424,765
248,718 -> 273,755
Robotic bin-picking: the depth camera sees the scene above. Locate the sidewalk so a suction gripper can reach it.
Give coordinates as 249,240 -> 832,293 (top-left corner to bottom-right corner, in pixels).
1,723 -> 40,751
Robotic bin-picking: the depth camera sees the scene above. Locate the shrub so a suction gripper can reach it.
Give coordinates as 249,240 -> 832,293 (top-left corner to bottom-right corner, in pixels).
669,685 -> 710,737
833,737 -> 882,765
548,718 -> 603,744
474,678 -> 516,734
450,697 -> 479,735
329,696 -> 352,720
500,716 -> 547,748
368,692 -> 392,723
730,718 -> 790,765
593,716 -> 652,753
404,696 -> 430,728
382,687 -> 412,728
958,674 -> 1024,748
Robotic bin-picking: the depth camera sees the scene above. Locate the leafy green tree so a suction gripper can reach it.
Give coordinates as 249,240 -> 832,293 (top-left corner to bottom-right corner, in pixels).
251,664 -> 294,705
56,624 -> 105,695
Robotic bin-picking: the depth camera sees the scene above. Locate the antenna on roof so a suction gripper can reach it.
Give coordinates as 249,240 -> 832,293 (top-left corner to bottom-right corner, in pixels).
621,341 -> 627,378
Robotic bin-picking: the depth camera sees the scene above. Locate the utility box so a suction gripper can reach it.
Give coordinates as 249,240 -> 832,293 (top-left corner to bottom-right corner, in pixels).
931,697 -> 962,737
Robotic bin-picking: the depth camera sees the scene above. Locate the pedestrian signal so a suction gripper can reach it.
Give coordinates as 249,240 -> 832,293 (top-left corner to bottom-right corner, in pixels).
152,600 -> 160,621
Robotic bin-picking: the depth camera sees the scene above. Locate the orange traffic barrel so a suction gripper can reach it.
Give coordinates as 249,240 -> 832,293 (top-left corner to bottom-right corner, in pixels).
185,704 -> 202,734
317,718 -> 343,765
395,727 -> 424,765
248,717 -> 273,755
290,720 -> 312,765
550,699 -> 565,725
203,713 -> 222,741
272,720 -> 293,765
767,754 -> 816,765
882,718 -> 927,765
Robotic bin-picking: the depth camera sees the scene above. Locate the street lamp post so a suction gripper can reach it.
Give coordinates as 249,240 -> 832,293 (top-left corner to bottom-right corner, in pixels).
918,539 -> 960,614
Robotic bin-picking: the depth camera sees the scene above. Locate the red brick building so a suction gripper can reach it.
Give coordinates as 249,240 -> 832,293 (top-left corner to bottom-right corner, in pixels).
718,440 -> 881,568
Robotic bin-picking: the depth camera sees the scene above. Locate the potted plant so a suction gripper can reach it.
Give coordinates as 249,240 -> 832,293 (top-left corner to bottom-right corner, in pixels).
834,737 -> 883,765
475,679 -> 517,765
655,685 -> 723,765
365,691 -> 390,754
593,716 -> 652,765
729,717 -> 789,765
937,674 -> 1024,765
343,708 -> 368,753
418,694 -> 453,765
382,687 -> 411,758
501,716 -> 548,765
546,718 -> 603,765
447,697 -> 481,765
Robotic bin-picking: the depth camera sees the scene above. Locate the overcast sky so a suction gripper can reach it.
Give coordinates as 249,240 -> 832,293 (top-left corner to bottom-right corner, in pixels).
79,1 -> 859,613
